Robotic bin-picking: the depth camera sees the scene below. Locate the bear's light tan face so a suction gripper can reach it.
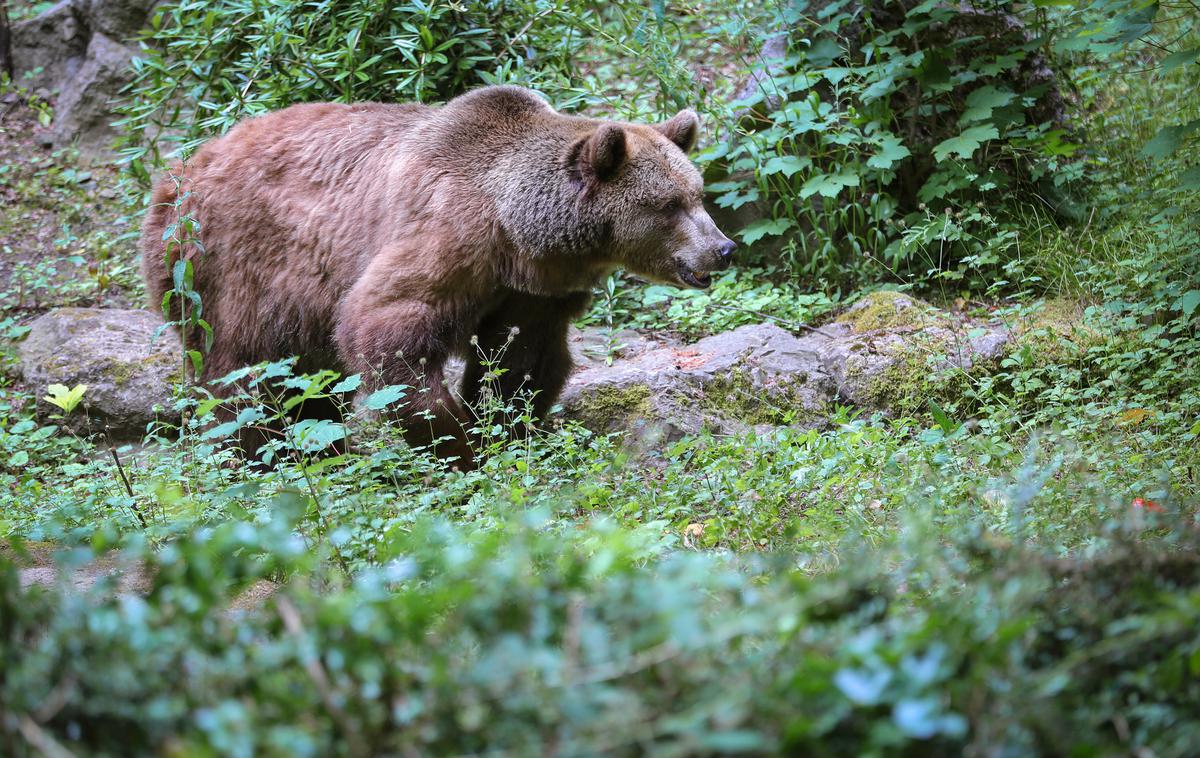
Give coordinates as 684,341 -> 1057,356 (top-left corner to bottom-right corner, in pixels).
598,128 -> 736,290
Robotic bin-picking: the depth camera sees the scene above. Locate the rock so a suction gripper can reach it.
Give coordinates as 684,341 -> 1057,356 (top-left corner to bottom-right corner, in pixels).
13,297 -> 1009,445
10,0 -> 86,91
11,0 -> 156,155
730,33 -> 789,123
793,291 -> 1011,413
50,31 -> 137,154
83,0 -> 159,40
557,292 -> 1013,436
19,308 -> 183,437
560,322 -> 836,441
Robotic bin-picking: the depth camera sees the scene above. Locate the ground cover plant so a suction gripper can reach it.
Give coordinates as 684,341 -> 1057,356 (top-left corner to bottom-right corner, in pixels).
1,0 -> 1199,754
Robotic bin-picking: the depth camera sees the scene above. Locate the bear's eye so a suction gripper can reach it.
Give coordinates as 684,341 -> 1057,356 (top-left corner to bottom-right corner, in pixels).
660,199 -> 682,214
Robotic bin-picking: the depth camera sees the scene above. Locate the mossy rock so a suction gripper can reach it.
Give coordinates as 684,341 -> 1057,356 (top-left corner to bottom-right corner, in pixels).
836,291 -> 944,334
18,307 -> 183,438
568,383 -> 654,432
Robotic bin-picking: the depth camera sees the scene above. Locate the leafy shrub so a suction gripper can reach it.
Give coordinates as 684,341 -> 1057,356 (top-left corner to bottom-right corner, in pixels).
115,0 -> 709,182
3,506 -> 1199,755
703,0 -> 1086,289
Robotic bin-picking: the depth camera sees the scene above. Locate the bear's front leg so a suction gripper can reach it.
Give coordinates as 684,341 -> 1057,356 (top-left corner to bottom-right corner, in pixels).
335,297 -> 476,470
461,291 -> 592,431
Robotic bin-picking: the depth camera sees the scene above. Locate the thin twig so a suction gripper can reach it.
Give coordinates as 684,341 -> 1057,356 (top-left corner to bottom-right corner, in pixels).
16,714 -> 77,758
276,596 -> 369,758
103,427 -> 146,529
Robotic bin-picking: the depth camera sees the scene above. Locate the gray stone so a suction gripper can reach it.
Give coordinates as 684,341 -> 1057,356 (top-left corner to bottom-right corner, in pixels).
10,0 -> 85,90
11,0 -> 156,155
19,308 -> 183,437
50,31 -> 137,154
556,292 -> 1014,436
559,322 -> 835,440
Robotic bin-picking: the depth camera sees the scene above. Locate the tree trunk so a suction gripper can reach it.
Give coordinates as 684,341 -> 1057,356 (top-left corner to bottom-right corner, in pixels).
0,0 -> 14,81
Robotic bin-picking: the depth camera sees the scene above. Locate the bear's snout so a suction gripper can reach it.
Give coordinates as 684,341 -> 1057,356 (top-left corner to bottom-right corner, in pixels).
716,239 -> 737,270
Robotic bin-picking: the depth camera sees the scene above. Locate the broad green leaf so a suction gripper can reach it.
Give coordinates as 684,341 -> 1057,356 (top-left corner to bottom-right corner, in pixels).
292,418 -> 347,454
740,218 -> 795,245
761,155 -> 812,178
1179,165 -> 1200,191
365,384 -> 408,410
933,125 -> 999,162
1111,2 -> 1158,45
202,407 -> 265,440
1177,290 -> 1200,317
1141,119 -> 1200,158
1162,47 -> 1199,72
867,134 -> 911,170
330,374 -> 363,394
959,85 -> 1016,124
800,171 -> 859,199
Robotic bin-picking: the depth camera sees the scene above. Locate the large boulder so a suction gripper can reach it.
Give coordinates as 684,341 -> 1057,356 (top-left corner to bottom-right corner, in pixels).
19,308 -> 182,437
560,322 -> 836,441
558,292 -> 1014,435
10,0 -> 156,154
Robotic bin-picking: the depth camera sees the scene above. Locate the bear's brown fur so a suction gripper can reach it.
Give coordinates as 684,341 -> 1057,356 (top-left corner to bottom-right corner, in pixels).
141,86 -> 735,467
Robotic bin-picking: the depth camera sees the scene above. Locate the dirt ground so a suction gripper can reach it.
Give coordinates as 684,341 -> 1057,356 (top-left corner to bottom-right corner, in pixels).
0,96 -> 140,318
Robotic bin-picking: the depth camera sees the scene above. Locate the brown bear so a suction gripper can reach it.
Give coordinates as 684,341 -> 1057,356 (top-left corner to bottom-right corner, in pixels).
141,85 -> 736,467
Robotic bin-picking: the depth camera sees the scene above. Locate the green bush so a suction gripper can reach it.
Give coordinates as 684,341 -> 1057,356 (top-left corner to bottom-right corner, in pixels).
3,508 -> 1199,756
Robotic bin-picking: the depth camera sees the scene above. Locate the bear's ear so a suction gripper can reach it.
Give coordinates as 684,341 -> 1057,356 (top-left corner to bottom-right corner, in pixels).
655,109 -> 699,153
575,123 -> 627,185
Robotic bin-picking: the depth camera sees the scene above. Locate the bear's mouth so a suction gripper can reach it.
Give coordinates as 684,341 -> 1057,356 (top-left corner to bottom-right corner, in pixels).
676,264 -> 712,289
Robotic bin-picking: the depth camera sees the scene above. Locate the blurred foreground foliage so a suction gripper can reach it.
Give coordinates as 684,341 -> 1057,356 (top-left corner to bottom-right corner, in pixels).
4,506 -> 1200,756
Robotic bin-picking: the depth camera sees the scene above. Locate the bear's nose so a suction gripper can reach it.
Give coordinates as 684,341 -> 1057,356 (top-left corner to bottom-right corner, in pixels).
717,239 -> 737,269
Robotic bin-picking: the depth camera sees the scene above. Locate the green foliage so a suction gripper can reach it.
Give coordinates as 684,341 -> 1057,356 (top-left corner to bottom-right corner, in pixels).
2,1 -> 1199,753
4,502 -> 1200,755
115,0 -> 711,177
702,0 -> 1083,289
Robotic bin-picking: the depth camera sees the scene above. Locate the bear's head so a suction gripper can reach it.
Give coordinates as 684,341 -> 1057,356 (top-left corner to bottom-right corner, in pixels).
570,111 -> 736,289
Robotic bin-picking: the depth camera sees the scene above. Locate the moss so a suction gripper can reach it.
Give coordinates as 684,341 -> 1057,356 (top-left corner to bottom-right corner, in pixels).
105,354 -> 184,389
573,384 -> 652,430
836,291 -> 941,334
848,340 -> 985,417
703,370 -> 822,427
1011,298 -> 1106,366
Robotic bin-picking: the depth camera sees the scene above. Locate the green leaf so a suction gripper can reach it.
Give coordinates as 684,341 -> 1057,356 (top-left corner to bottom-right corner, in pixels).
1111,2 -> 1158,44
933,125 -> 999,162
202,407 -> 265,440
928,400 -> 960,435
365,384 -> 408,410
739,218 -> 795,245
959,85 -> 1016,124
292,418 -> 347,454
8,450 -> 29,468
1141,119 -> 1200,158
1162,47 -> 1199,72
1176,290 -> 1200,317
330,374 -> 363,394
867,134 -> 911,170
44,384 -> 88,414
761,155 -> 812,178
1179,165 -> 1200,191
800,171 -> 859,199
